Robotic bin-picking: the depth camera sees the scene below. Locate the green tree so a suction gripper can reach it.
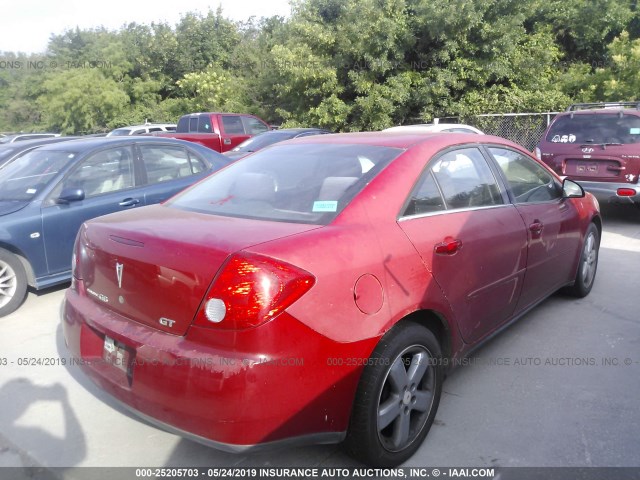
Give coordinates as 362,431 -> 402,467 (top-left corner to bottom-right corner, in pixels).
38,69 -> 129,133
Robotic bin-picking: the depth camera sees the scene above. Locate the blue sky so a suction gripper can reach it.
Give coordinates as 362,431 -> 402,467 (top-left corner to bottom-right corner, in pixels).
1,0 -> 292,54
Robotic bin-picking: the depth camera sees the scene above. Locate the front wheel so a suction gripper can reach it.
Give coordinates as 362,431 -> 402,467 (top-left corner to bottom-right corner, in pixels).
0,250 -> 28,317
564,223 -> 599,298
346,323 -> 443,467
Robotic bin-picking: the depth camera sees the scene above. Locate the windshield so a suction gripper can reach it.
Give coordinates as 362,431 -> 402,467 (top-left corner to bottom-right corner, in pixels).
0,146 -> 20,163
0,149 -> 76,201
169,143 -> 402,224
231,132 -> 297,152
546,114 -> 640,144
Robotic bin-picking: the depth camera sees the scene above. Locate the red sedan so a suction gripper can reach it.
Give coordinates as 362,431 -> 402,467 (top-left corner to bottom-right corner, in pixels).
62,133 -> 601,466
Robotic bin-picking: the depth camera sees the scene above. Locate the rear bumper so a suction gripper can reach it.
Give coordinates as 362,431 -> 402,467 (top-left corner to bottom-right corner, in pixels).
575,180 -> 640,205
62,287 -> 374,449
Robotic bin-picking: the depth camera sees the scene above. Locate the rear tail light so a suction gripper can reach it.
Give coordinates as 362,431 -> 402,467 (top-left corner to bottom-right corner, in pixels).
534,147 -> 541,160
617,188 -> 637,197
194,253 -> 316,330
72,226 -> 88,281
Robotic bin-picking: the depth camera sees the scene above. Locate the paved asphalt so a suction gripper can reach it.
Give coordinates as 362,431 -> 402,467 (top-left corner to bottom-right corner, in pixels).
0,204 -> 639,475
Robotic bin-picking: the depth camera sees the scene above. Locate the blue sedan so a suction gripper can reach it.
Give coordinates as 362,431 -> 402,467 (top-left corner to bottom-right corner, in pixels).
0,136 -> 229,316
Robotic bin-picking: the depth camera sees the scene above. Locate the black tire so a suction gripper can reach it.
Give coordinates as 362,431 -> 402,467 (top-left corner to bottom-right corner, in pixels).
564,223 -> 599,298
345,322 -> 443,467
0,249 -> 28,317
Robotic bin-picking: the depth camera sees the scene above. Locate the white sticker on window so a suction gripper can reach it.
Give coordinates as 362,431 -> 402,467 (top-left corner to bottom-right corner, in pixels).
26,188 -> 37,194
552,135 -> 561,142
313,201 -> 338,212
568,134 -> 576,142
630,128 -> 640,135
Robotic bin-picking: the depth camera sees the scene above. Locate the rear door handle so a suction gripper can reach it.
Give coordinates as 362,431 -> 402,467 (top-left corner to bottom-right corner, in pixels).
119,198 -> 140,207
434,238 -> 462,255
529,221 -> 544,235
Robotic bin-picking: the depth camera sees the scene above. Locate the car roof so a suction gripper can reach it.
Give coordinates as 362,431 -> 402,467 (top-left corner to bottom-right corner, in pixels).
0,133 -> 59,143
384,123 -> 483,133
0,136 -> 80,149
271,128 -> 329,133
282,131 -> 518,150
35,135 -> 207,152
556,108 -> 640,116
113,123 -> 176,129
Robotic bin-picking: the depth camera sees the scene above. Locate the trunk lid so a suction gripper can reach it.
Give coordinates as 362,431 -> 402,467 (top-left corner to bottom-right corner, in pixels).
79,204 -> 320,335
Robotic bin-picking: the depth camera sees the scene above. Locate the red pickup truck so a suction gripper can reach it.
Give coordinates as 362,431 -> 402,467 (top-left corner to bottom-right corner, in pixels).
156,113 -> 271,152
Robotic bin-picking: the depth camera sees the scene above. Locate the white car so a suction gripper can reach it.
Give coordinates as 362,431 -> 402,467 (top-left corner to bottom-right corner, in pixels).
0,133 -> 60,143
107,123 -> 177,136
384,123 -> 484,134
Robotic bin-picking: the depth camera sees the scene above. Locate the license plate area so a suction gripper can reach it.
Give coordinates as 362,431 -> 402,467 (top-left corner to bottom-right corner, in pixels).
565,159 -> 621,178
103,335 -> 135,382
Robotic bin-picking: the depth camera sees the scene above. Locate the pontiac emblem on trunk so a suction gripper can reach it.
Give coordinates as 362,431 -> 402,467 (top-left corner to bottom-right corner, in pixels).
116,262 -> 124,289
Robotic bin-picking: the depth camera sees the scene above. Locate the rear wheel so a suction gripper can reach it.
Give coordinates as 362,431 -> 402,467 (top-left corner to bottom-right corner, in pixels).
564,223 -> 599,298
0,250 -> 28,317
346,323 -> 443,467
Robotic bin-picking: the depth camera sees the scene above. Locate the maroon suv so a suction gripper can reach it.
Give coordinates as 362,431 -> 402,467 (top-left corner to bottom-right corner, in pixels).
536,102 -> 640,205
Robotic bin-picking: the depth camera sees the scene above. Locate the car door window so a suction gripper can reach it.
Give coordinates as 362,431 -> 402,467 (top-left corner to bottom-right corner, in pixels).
489,147 -> 562,203
403,148 -> 503,216
222,115 -> 246,135
140,145 -> 196,184
62,147 -> 134,198
242,117 -> 269,135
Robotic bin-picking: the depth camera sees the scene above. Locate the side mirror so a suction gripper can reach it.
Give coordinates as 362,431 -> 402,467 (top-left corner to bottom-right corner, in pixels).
57,188 -> 85,204
562,179 -> 585,198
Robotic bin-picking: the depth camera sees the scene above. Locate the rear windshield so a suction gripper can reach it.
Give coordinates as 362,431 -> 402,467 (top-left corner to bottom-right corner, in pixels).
546,114 -> 640,144
169,143 -> 402,224
0,149 -> 76,201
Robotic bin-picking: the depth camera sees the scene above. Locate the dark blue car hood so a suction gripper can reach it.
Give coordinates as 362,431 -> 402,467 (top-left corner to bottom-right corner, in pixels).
0,201 -> 30,217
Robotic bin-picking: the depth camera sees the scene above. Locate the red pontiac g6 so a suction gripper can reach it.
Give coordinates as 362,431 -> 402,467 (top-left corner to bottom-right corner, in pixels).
62,133 -> 601,466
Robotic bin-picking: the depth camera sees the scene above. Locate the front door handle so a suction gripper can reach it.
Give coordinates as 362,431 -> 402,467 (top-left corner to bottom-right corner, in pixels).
434,238 -> 462,255
119,198 -> 140,207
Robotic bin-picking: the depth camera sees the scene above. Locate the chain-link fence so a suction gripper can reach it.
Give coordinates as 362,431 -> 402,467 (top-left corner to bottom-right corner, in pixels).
437,113 -> 559,151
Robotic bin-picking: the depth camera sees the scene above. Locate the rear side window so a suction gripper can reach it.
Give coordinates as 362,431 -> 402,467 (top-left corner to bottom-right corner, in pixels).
403,147 -> 503,216
546,114 -> 640,145
221,116 -> 245,135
